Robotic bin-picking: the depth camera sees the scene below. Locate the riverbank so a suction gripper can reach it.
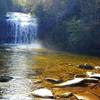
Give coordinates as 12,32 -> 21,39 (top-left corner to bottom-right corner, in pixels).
31,49 -> 100,99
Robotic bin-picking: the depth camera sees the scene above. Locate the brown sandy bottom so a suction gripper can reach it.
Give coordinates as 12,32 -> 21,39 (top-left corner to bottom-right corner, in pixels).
30,49 -> 100,100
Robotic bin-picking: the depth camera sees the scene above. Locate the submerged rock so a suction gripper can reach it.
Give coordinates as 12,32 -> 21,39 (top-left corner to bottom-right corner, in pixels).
54,78 -> 84,87
74,74 -> 87,78
58,92 -> 78,100
0,76 -> 13,82
45,78 -> 62,84
31,88 -> 54,99
75,91 -> 100,100
78,64 -> 94,70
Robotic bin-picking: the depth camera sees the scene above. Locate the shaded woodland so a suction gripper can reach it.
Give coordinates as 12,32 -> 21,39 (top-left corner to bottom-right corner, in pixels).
0,0 -> 100,54
34,0 -> 100,55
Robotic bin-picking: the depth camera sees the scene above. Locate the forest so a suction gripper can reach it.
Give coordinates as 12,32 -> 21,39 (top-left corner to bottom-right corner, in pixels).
34,0 -> 100,55
0,0 -> 100,54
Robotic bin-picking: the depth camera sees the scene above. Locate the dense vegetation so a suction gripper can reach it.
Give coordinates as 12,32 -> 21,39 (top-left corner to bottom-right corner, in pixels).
0,0 -> 100,54
34,0 -> 100,55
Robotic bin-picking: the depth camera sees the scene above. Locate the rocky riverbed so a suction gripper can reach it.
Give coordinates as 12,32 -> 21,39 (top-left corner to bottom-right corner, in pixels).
0,47 -> 100,100
31,50 -> 100,100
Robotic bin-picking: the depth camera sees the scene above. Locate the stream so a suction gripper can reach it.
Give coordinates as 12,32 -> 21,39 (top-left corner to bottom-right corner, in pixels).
0,45 -> 100,100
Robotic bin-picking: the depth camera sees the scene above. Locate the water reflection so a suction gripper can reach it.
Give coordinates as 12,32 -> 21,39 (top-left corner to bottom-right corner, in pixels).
0,46 -> 36,100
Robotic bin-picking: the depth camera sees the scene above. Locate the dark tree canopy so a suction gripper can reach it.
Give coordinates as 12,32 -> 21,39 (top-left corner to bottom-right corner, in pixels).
0,0 -> 100,54
34,0 -> 100,55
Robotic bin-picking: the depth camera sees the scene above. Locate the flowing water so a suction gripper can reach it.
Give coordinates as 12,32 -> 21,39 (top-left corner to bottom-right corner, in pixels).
6,12 -> 38,44
0,46 -> 100,100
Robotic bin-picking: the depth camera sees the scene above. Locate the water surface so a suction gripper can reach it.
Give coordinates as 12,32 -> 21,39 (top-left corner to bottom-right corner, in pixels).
0,45 -> 100,99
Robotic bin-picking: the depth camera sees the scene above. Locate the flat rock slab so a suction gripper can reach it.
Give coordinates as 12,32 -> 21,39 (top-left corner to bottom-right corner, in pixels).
31,88 -> 54,99
86,72 -> 100,79
54,78 -> 84,87
54,77 -> 99,87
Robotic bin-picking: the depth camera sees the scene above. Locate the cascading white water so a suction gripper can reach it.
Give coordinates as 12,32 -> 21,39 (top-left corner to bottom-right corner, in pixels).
6,12 -> 38,44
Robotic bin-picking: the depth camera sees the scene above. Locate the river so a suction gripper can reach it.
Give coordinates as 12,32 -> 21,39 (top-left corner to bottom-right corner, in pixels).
0,45 -> 100,99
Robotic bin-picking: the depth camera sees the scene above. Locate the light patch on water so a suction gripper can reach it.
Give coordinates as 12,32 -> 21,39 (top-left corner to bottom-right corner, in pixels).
10,42 -> 42,51
5,94 -> 32,100
6,12 -> 38,44
7,12 -> 32,22
6,12 -> 37,27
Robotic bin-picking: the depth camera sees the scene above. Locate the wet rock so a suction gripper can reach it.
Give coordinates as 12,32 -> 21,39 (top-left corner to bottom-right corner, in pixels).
54,77 -> 99,87
84,78 -> 99,83
45,78 -> 62,84
86,72 -> 100,79
31,88 -> 54,99
69,95 -> 79,100
54,78 -> 84,87
78,64 -> 94,70
33,79 -> 42,84
0,76 -> 13,82
58,92 -> 78,100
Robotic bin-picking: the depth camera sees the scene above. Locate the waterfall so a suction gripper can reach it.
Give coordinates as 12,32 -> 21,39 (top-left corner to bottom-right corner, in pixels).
6,12 -> 38,44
